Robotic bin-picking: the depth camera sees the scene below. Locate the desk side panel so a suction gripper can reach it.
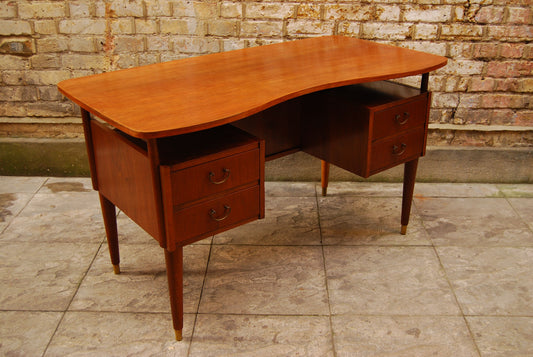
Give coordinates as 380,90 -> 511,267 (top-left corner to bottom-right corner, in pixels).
91,121 -> 162,243
301,90 -> 370,177
232,97 -> 302,159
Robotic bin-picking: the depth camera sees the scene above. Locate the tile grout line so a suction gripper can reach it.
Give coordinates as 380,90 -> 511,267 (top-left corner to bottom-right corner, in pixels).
186,236 -> 215,356
503,193 -> 533,238
40,235 -> 107,357
315,183 -> 338,357
413,197 -> 483,357
0,178 -> 48,236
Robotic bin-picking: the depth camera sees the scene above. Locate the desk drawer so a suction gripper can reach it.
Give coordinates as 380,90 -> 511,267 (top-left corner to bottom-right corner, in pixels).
372,96 -> 428,141
173,186 -> 260,243
169,149 -> 260,206
370,127 -> 425,173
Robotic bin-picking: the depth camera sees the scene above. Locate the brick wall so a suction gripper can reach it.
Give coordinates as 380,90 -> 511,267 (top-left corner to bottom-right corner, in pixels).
1,0 -> 532,147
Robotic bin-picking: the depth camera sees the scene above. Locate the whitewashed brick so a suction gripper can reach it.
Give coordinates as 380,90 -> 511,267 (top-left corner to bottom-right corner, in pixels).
68,38 -> 95,52
61,54 -> 108,70
135,19 -> 158,34
69,2 -> 92,18
59,19 -> 106,35
208,20 -> 239,36
241,20 -> 282,37
221,2 -> 242,18
145,0 -> 172,17
0,55 -> 30,70
0,20 -> 32,35
361,23 -> 412,40
25,70 -> 71,85
160,18 -> 205,35
325,4 -> 374,21
246,3 -> 295,19
0,2 -> 17,18
413,24 -> 439,39
376,5 -> 400,21
403,6 -> 452,22
287,19 -> 334,35
34,20 -> 57,35
19,2 -> 66,19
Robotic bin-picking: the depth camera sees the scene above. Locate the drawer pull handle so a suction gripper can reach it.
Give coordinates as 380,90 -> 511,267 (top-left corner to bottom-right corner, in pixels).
392,143 -> 407,156
209,205 -> 231,222
395,112 -> 410,125
208,168 -> 230,184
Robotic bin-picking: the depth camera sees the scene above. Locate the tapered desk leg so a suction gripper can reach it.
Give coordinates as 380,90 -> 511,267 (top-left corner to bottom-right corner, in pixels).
99,193 -> 120,274
401,158 -> 419,235
321,160 -> 330,196
165,247 -> 184,341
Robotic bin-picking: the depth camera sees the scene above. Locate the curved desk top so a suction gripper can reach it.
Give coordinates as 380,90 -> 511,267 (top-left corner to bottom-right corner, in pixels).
58,36 -> 447,139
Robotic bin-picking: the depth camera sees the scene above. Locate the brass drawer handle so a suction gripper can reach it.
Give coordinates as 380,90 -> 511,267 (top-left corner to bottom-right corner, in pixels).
392,143 -> 407,156
208,168 -> 230,184
394,112 -> 410,125
209,205 -> 231,222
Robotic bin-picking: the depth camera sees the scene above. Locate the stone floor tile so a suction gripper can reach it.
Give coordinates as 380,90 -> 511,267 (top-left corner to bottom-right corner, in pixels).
498,184 -> 533,198
467,316 -> 533,357
214,197 -> 320,245
0,311 -> 62,357
318,196 -> 431,245
437,246 -> 533,316
507,198 -> 533,232
0,176 -> 46,194
265,181 -> 317,197
70,243 -> 210,314
189,314 -> 333,357
414,183 -> 503,198
320,182 -> 403,197
1,191 -> 105,243
416,197 -> 533,246
0,192 -> 33,233
44,311 -> 194,356
199,245 -> 329,315
39,177 -> 93,194
0,242 -> 99,310
332,315 -> 479,357
324,246 -> 460,315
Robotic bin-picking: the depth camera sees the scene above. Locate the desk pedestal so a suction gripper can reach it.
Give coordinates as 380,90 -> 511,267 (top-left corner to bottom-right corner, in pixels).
82,80 -> 430,340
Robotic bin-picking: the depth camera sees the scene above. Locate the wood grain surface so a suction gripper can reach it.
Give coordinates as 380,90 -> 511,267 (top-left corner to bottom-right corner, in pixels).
58,36 -> 447,139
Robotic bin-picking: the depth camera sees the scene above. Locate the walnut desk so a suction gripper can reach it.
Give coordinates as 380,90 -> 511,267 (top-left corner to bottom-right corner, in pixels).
58,36 -> 447,340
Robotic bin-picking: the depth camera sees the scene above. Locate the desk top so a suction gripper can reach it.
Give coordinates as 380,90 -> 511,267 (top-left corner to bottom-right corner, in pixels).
58,36 -> 447,139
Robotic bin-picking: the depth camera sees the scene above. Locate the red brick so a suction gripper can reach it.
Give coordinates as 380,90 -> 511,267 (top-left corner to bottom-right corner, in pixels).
494,78 -> 519,92
441,24 -> 484,39
474,6 -> 504,24
473,43 -> 499,59
469,77 -> 495,92
490,109 -> 517,125
480,94 -> 524,108
506,7 -> 531,24
514,111 -> 533,126
486,61 -> 533,77
487,25 -> 532,41
500,43 -> 525,58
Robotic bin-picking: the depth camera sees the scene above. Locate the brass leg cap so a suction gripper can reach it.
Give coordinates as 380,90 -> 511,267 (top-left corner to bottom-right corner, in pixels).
401,225 -> 407,235
322,187 -> 328,196
113,264 -> 121,275
175,329 -> 182,341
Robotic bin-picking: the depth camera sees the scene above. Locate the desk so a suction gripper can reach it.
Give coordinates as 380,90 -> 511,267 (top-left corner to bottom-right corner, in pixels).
58,36 -> 447,340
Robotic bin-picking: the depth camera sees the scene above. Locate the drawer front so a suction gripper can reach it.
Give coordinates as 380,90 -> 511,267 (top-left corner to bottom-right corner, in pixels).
372,96 -> 428,141
370,127 -> 425,174
170,149 -> 259,206
173,186 -> 260,243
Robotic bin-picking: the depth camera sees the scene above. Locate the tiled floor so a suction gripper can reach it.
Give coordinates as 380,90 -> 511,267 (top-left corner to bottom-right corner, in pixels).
1,176 -> 532,356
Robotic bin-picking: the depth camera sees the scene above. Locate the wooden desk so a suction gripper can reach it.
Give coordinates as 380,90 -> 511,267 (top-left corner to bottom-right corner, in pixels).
58,36 -> 447,340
